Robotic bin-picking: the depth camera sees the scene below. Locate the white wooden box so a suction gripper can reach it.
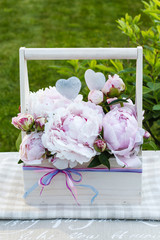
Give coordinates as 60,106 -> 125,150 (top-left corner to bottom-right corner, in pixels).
23,159 -> 142,205
20,47 -> 143,205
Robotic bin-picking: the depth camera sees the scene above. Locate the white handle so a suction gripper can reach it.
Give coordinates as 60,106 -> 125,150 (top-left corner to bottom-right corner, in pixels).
23,48 -> 138,60
19,47 -> 143,131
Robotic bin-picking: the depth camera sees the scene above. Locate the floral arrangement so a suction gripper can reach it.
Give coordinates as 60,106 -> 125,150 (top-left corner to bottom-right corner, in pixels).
12,69 -> 150,170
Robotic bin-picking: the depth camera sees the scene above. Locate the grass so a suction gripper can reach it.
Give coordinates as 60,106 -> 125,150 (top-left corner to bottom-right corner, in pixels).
0,0 -> 149,151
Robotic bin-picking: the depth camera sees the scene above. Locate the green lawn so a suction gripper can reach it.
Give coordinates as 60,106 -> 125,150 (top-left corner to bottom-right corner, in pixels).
0,0 -> 149,151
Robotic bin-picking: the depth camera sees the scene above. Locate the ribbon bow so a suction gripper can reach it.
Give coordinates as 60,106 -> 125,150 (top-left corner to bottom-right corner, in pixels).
23,166 -> 98,205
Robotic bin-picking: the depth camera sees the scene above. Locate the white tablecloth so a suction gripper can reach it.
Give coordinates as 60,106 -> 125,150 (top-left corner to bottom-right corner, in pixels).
1,219 -> 160,240
0,151 -> 160,220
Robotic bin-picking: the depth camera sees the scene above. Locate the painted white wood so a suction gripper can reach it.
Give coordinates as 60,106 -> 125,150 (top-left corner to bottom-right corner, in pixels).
136,46 -> 143,128
23,165 -> 141,205
19,47 -> 29,139
24,48 -> 138,60
19,47 -> 26,114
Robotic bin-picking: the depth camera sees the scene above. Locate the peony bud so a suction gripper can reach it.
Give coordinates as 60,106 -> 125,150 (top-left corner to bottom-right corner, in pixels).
88,90 -> 103,105
102,74 -> 125,97
94,138 -> 106,152
35,117 -> 47,131
144,131 -> 151,139
12,113 -> 34,131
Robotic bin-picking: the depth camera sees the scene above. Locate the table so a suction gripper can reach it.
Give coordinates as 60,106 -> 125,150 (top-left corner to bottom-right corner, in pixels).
1,219 -> 160,240
0,151 -> 160,240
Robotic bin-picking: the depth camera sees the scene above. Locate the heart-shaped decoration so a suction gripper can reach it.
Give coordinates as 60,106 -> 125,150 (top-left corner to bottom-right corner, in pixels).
56,77 -> 81,100
85,69 -> 106,90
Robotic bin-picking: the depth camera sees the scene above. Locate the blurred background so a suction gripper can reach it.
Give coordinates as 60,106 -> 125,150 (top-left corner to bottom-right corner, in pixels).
0,0 -> 160,152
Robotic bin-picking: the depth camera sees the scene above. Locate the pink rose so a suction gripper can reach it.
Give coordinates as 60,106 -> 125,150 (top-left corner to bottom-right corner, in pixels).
88,90 -> 104,104
42,102 -> 104,169
20,132 -> 45,164
103,107 -> 145,167
29,86 -> 83,118
12,113 -> 34,131
102,74 -> 125,97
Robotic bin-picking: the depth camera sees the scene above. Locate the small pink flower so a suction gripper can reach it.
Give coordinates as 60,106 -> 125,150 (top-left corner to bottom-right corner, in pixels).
88,90 -> 103,105
12,113 -> 34,131
35,117 -> 47,131
94,138 -> 106,152
102,74 -> 125,97
144,131 -> 151,139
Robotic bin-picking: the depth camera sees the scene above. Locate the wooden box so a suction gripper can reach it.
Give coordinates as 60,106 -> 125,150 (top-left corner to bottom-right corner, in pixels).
20,47 -> 143,205
23,159 -> 142,205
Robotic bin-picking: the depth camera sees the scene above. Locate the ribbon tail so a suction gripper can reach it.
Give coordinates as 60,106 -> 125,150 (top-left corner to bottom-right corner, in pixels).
65,175 -> 80,206
23,182 -> 39,199
76,184 -> 99,204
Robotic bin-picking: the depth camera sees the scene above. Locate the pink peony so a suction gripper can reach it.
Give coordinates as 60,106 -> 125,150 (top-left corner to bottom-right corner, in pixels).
102,74 -> 125,97
107,97 -> 137,117
12,113 -> 34,131
88,90 -> 104,105
28,86 -> 83,118
103,107 -> 145,167
20,132 -> 45,164
42,101 -> 104,169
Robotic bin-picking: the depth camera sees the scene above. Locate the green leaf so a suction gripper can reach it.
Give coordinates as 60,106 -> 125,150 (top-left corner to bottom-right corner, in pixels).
143,86 -> 152,94
153,111 -> 160,118
142,0 -> 149,8
57,68 -> 73,76
95,64 -> 115,73
49,65 -> 63,69
143,74 -> 152,82
107,99 -> 128,106
98,152 -> 111,169
143,141 -> 158,150
89,60 -> 97,69
110,60 -> 123,72
18,159 -> 23,164
153,0 -> 160,7
144,49 -> 155,65
16,132 -> 22,151
156,119 -> 160,125
133,14 -> 141,24
67,60 -> 79,72
147,82 -> 160,91
153,104 -> 160,110
88,155 -> 101,168
117,19 -> 126,30
118,67 -> 136,74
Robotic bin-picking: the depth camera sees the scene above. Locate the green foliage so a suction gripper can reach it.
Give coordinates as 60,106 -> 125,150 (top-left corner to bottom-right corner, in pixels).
17,159 -> 23,164
117,0 -> 160,149
15,132 -> 22,151
88,151 -> 111,169
0,0 -> 151,151
50,0 -> 160,150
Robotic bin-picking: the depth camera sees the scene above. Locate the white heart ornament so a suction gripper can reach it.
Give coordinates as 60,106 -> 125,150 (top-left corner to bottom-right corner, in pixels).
85,69 -> 106,90
56,77 -> 81,100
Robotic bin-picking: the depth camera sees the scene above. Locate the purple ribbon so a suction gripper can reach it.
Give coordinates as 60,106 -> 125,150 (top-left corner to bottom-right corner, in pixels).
23,166 -> 142,205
